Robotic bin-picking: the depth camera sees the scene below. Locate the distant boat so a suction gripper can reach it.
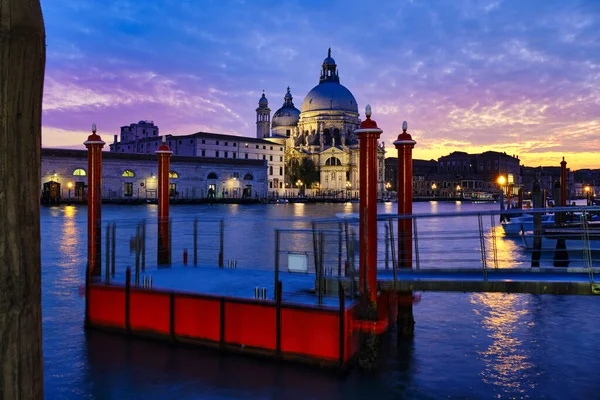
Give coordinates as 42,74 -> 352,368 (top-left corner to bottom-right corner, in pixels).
501,214 -> 555,237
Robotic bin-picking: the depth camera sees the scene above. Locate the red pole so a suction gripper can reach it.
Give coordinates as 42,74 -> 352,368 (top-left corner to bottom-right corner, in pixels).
560,157 -> 567,207
355,105 -> 382,307
84,124 -> 105,277
394,121 -> 416,269
157,137 -> 172,265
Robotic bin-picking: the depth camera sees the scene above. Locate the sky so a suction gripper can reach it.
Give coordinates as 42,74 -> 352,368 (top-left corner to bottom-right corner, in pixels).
41,0 -> 600,169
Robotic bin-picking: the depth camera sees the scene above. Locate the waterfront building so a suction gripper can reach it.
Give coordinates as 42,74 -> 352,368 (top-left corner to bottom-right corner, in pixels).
41,148 -> 268,202
108,49 -> 386,198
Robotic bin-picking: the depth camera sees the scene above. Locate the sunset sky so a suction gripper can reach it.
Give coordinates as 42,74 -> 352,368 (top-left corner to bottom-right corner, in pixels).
41,0 -> 600,169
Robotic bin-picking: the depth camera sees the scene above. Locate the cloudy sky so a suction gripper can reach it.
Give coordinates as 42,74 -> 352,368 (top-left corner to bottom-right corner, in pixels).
42,0 -> 600,169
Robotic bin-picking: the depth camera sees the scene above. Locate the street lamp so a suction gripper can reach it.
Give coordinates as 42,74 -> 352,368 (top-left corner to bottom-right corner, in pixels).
431,182 -> 437,198
456,185 -> 462,199
585,185 -> 591,206
67,182 -> 73,203
497,175 -> 507,195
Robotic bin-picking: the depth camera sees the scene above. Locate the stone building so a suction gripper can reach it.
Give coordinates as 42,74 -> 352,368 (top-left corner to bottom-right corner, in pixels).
264,49 -> 385,196
108,50 -> 385,197
41,148 -> 268,201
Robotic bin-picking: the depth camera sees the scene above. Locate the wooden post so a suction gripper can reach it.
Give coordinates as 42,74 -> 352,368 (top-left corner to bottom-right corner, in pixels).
0,0 -> 45,397
531,179 -> 543,267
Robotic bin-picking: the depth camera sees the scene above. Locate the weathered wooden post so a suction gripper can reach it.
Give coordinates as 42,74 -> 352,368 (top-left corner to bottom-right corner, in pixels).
394,121 -> 416,336
355,105 -> 382,368
0,0 -> 45,397
85,124 -> 105,276
156,136 -> 172,265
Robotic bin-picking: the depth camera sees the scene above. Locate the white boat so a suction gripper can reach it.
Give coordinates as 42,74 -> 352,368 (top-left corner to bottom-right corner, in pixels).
501,214 -> 554,237
520,232 -> 600,252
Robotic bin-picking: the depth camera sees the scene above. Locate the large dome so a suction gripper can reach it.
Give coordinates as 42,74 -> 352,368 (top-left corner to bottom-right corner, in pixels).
301,81 -> 358,114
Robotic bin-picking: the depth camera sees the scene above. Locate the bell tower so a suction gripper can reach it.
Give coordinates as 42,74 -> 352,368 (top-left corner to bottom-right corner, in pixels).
256,91 -> 271,139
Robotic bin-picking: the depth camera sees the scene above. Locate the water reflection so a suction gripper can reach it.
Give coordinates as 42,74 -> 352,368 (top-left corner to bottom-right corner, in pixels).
471,293 -> 534,397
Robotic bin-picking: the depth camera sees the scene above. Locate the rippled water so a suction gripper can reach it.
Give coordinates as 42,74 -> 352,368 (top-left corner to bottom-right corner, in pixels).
41,202 -> 600,399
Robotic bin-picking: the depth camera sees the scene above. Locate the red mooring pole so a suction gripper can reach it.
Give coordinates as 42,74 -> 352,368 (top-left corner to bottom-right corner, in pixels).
394,121 -> 416,337
394,121 -> 416,268
157,136 -> 172,265
560,157 -> 567,207
84,124 -> 105,277
356,105 -> 382,307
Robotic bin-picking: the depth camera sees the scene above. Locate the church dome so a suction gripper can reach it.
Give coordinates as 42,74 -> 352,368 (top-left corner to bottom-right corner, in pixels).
272,87 -> 300,127
300,49 -> 358,114
301,81 -> 358,113
258,92 -> 268,107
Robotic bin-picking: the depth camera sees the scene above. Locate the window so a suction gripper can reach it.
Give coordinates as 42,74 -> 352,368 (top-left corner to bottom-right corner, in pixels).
190,139 -> 193,143
269,155 -> 273,161
215,151 -> 219,157
202,139 -> 205,144
286,130 -> 291,137
73,168 -> 86,176
233,153 -> 237,159
169,171 -> 179,179
279,167 -> 283,175
245,153 -> 248,159
280,147 -> 283,151
256,145 -> 259,149
124,182 -> 133,197
270,146 -> 273,150
280,182 -> 283,189
325,157 -> 342,166
225,142 -> 228,146
207,172 -> 218,180
234,143 -> 237,147
270,181 -> 273,188
202,150 -> 206,156
216,140 -> 220,145
280,156 -> 283,162
263,155 -> 266,160
233,172 -> 240,178
178,140 -> 182,144
269,166 -> 273,175
169,183 -> 177,198
224,151 -> 228,158
122,169 -> 135,177
263,145 -> 266,150
244,173 -> 254,180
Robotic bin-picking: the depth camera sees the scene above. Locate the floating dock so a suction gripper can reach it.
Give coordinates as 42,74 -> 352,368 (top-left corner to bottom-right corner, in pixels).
85,265 -> 397,369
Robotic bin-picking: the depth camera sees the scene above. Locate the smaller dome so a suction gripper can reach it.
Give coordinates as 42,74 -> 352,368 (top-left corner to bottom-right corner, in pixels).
272,87 -> 300,128
323,48 -> 335,65
258,92 -> 268,107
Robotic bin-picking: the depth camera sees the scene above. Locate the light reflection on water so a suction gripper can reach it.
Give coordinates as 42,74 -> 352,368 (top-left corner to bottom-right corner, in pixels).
40,201 -> 600,399
471,293 -> 535,397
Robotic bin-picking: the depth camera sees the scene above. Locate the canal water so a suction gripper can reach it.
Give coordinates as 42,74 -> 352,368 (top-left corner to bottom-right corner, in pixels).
41,202 -> 600,399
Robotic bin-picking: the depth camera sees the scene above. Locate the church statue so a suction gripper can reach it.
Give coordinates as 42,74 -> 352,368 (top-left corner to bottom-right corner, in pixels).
332,136 -> 336,148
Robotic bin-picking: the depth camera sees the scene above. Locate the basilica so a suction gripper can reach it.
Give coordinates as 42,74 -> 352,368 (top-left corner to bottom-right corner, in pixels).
258,49 -> 385,195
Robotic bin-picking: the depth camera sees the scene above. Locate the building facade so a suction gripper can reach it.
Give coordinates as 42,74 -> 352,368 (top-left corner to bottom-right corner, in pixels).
41,148 -> 268,201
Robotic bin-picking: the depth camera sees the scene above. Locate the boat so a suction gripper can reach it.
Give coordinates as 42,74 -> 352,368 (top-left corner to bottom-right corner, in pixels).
501,214 -> 555,237
519,222 -> 600,252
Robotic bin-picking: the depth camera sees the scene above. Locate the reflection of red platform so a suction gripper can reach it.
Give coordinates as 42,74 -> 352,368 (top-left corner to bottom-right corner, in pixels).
85,266 -> 400,369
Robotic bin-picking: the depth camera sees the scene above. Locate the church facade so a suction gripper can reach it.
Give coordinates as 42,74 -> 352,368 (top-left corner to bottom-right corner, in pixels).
260,49 -> 386,196
107,50 -> 386,197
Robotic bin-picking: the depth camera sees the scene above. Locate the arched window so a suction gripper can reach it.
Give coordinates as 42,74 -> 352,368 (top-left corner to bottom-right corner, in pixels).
325,157 -> 341,166
122,169 -> 135,177
73,168 -> 86,176
207,172 -> 218,180
169,171 -> 179,179
244,173 -> 254,180
269,166 -> 273,175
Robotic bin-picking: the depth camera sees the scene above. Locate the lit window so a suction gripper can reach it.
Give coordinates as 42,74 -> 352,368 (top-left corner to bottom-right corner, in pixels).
73,168 -> 86,176
169,171 -> 179,179
122,169 -> 135,177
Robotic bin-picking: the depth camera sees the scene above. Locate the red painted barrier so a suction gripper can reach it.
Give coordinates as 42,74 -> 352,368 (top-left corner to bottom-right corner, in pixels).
174,296 -> 220,341
129,290 -> 171,334
225,302 -> 277,350
88,285 -> 126,328
280,308 -> 339,360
